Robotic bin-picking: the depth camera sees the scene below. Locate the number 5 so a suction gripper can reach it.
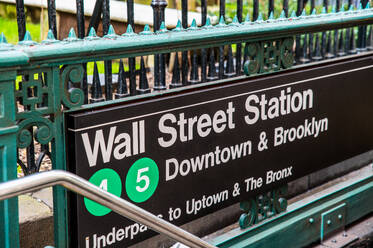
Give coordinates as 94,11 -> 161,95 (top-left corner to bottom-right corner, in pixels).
136,167 -> 149,192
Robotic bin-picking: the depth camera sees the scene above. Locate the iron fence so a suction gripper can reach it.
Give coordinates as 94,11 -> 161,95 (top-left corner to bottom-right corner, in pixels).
0,0 -> 372,247
8,0 -> 372,176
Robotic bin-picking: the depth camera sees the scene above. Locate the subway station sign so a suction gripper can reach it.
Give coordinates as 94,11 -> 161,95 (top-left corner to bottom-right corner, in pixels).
66,56 -> 373,247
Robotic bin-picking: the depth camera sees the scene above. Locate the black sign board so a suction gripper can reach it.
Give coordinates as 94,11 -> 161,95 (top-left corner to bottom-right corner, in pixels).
66,56 -> 373,247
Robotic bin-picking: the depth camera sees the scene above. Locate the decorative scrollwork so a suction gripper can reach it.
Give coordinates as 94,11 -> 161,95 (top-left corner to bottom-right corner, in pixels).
239,185 -> 288,229
244,43 -> 261,75
17,116 -> 54,148
244,37 -> 294,76
18,129 -> 32,149
239,199 -> 258,227
272,185 -> 288,213
15,70 -> 54,118
61,64 -> 84,109
281,37 -> 295,69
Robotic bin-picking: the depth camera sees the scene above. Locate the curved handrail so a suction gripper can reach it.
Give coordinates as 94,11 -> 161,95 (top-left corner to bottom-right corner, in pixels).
0,170 -> 216,248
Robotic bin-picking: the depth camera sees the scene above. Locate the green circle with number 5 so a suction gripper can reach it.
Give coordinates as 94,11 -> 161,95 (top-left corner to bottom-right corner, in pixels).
84,168 -> 122,216
126,158 -> 159,203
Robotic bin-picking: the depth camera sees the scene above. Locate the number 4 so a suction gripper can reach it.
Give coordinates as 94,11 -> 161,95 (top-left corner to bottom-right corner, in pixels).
99,179 -> 108,192
136,167 -> 150,193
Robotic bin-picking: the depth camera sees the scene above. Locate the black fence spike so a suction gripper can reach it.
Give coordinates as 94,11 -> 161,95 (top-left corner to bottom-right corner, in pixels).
181,51 -> 189,86
218,0 -> 225,80
201,0 -> 207,84
181,0 -> 188,86
160,53 -> 167,90
333,29 -> 339,56
299,35 -> 310,64
308,33 -> 314,60
104,60 -> 112,100
76,0 -> 85,38
345,28 -> 351,55
115,60 -> 129,99
170,52 -> 182,89
76,0 -> 87,104
15,0 -> 26,41
296,0 -> 302,16
349,28 -> 357,54
312,33 -> 322,61
253,0 -> 259,21
126,0 -> 136,96
189,50 -> 200,84
151,0 -> 167,91
218,46 -> 224,79
325,31 -> 335,59
236,43 -> 242,76
283,0 -> 289,17
201,0 -> 207,25
357,26 -> 367,52
207,48 -> 218,81
87,0 -> 103,36
47,0 -> 57,39
225,45 -> 235,77
236,0 -> 243,76
137,57 -> 151,95
103,0 -> 113,103
154,53 -> 167,91
367,26 -> 373,50
321,32 -> 327,58
90,62 -> 104,103
201,48 -> 207,83
268,0 -> 274,17
337,30 -> 346,56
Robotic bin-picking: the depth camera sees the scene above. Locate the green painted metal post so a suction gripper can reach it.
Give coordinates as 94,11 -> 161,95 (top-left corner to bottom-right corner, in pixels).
51,66 -> 68,248
0,70 -> 19,248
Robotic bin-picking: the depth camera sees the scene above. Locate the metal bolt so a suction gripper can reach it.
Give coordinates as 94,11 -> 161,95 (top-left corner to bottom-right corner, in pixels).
327,220 -> 332,225
331,239 -> 337,243
338,214 -> 343,220
309,218 -> 314,224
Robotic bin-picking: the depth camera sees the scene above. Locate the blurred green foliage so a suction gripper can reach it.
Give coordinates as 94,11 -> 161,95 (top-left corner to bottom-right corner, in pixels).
0,17 -> 41,44
208,0 -> 328,22
0,3 -> 38,23
87,60 -> 141,76
0,3 -> 42,43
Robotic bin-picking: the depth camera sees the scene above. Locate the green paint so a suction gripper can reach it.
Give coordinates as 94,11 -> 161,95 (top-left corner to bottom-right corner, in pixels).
84,169 -> 122,216
0,6 -> 371,248
0,94 -> 2,117
0,9 -> 370,68
320,203 -> 346,241
0,70 -> 19,248
210,173 -> 373,248
126,158 -> 159,203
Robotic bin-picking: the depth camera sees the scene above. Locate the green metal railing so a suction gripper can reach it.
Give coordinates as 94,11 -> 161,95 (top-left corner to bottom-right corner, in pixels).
0,5 -> 373,248
0,170 -> 217,248
1,7 -> 373,67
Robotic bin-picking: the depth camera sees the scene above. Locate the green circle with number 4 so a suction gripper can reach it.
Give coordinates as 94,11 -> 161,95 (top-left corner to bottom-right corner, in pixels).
84,168 -> 122,216
126,158 -> 159,203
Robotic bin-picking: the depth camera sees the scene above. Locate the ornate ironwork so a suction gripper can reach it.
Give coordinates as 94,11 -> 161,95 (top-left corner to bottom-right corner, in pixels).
244,37 -> 294,76
16,116 -> 54,148
15,65 -> 84,175
61,65 -> 85,109
239,185 -> 288,229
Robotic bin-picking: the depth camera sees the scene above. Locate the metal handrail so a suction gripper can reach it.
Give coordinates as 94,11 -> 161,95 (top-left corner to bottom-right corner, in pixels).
0,170 -> 216,248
